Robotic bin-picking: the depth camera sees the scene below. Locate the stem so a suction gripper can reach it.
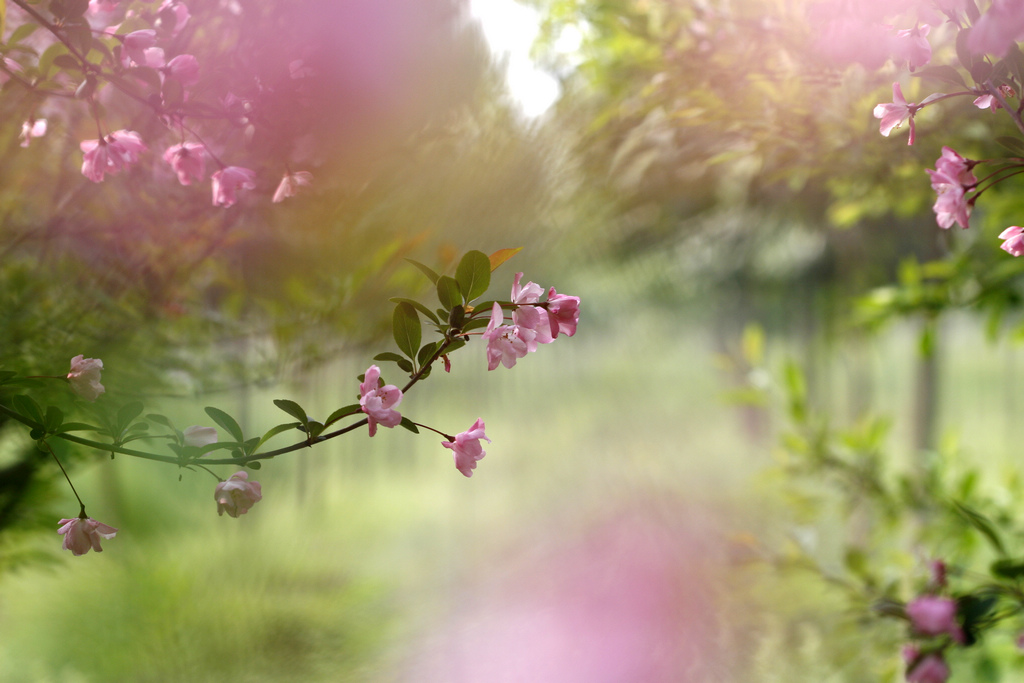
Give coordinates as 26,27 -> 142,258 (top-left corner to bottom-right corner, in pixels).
411,421 -> 454,440
986,81 -> 1024,137
40,438 -> 86,515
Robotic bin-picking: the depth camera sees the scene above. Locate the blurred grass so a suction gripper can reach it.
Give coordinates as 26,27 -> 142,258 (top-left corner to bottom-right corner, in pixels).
3,292 -> 1024,681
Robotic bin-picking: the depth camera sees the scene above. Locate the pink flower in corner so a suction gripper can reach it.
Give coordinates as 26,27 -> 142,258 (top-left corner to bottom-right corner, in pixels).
482,302 -> 533,370
163,142 -> 205,185
999,226 -> 1024,256
211,166 -> 256,207
214,471 -> 262,517
67,355 -> 105,401
57,516 -> 118,556
359,365 -> 403,436
272,171 -> 313,203
906,596 -> 964,643
443,418 -> 491,477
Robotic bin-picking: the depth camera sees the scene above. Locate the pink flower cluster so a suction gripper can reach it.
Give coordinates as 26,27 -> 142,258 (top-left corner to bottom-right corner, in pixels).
80,130 -> 147,183
926,147 -> 976,230
482,273 -> 580,371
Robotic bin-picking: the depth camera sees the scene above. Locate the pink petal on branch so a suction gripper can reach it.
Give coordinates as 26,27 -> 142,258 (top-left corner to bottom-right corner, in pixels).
183,425 -> 218,447
67,355 -> 105,401
359,365 -> 403,436
165,54 -> 199,86
211,166 -> 256,207
214,471 -> 262,517
57,516 -> 118,556
442,418 -> 491,477
163,142 -> 206,185
999,226 -> 1024,256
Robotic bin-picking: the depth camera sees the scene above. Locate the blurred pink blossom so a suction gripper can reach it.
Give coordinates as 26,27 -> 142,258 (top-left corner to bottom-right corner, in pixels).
906,596 -> 964,643
999,226 -> 1024,256
57,516 -> 118,556
183,425 -> 218,448
67,355 -> 105,401
165,54 -> 199,85
903,648 -> 950,683
442,418 -> 490,477
19,119 -> 46,148
163,142 -> 205,185
894,24 -> 932,69
120,29 -> 158,67
967,0 -> 1024,56
359,365 -> 402,436
214,471 -> 262,517
211,166 -> 256,207
158,0 -> 190,35
272,171 -> 313,203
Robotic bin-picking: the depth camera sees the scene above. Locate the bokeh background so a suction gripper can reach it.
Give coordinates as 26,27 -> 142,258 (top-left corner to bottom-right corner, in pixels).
4,0 -> 1024,681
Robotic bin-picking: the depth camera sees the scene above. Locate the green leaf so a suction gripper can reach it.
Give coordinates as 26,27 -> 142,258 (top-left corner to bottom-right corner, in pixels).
52,53 -> 81,72
37,42 -> 69,78
462,318 -> 491,333
991,558 -> 1024,579
913,65 -> 967,87
455,250 -> 491,302
146,413 -> 175,429
396,358 -> 413,374
0,371 -> 15,384
399,416 -> 419,434
273,399 -> 308,423
247,460 -> 262,470
393,302 -> 422,360
489,247 -> 522,272
64,20 -> 92,55
374,352 -> 408,364
56,421 -> 101,434
9,23 -> 39,46
117,401 -> 143,430
437,275 -> 462,309
417,341 -> 439,368
324,404 -> 360,428
253,422 -> 301,453
995,136 -> 1024,157
405,258 -> 440,284
205,406 -> 244,443
43,405 -> 63,433
389,297 -> 440,324
956,29 -> 976,75
952,500 -> 1007,556
958,593 -> 998,647
242,437 -> 260,455
12,395 -> 43,425
305,420 -> 325,439
441,339 -> 466,354
448,304 -> 466,331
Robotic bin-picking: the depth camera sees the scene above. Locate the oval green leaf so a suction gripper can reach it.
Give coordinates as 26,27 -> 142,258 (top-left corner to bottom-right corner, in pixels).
393,301 -> 422,360
456,250 -> 491,302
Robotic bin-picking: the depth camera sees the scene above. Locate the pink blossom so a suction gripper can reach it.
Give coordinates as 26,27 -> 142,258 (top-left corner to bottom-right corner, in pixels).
967,0 -> 1024,56
82,130 -> 147,182
57,516 -> 118,556
904,649 -> 950,683
19,119 -> 46,148
272,170 -> 313,203
482,302 -> 534,370
142,47 -> 166,68
163,142 -> 205,185
999,226 -> 1024,256
893,24 -> 932,70
183,425 -> 218,447
973,84 -> 1015,111
873,83 -> 943,145
211,166 -> 256,207
359,365 -> 403,436
67,355 -> 105,401
546,287 -> 581,338
215,471 -> 262,517
89,0 -> 120,12
927,147 -> 976,230
511,272 -> 553,344
443,418 -> 491,477
165,54 -> 199,85
906,596 -> 964,643
158,1 -> 191,36
120,29 -> 157,67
